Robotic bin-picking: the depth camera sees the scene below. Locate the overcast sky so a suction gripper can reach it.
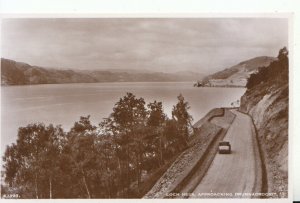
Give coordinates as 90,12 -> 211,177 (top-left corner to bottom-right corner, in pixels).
1,18 -> 288,74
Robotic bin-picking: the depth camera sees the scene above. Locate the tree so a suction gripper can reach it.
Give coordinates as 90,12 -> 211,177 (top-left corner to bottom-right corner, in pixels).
3,92 -> 195,198
108,92 -> 147,134
93,135 -> 118,198
278,46 -> 288,62
2,123 -> 66,198
163,119 -> 184,158
66,115 -> 97,198
99,92 -> 148,197
3,144 -> 20,187
147,101 -> 167,166
172,94 -> 193,145
39,124 -> 66,199
277,47 -> 289,82
147,101 -> 166,127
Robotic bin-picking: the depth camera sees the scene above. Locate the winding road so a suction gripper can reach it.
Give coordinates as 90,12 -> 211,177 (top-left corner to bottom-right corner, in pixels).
190,109 -> 262,198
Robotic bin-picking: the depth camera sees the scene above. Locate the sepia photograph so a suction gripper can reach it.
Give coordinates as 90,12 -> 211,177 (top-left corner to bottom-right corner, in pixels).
0,17 -> 289,199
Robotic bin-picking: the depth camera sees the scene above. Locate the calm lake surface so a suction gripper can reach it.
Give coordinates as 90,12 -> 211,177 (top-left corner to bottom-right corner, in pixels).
1,82 -> 245,154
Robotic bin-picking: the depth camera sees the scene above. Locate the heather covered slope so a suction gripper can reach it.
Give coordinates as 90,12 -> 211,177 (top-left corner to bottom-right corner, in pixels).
202,56 -> 276,87
240,47 -> 288,198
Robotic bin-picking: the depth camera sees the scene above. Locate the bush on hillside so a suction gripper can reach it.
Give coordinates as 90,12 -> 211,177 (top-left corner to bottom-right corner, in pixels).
246,47 -> 288,89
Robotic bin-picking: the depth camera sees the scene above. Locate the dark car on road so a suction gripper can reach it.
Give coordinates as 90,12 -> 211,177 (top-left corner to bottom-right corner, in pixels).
219,141 -> 231,154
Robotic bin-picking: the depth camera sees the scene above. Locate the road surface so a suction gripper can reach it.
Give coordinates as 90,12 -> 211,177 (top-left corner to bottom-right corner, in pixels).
191,109 -> 261,198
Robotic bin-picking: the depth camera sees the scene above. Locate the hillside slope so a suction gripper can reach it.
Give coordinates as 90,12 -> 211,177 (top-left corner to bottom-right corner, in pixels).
1,58 -> 204,85
1,58 -> 97,85
203,56 -> 276,87
240,48 -> 288,198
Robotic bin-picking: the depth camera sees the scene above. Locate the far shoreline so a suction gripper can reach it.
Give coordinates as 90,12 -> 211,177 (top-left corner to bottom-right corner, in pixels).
1,81 -> 196,87
1,82 -> 247,88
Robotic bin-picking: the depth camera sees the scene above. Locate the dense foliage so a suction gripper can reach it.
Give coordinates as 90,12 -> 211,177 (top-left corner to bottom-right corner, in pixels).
2,93 -> 193,198
246,47 -> 288,89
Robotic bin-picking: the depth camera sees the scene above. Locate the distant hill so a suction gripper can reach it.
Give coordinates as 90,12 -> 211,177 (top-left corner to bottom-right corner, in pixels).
1,59 -> 97,85
1,58 -> 204,85
202,56 -> 276,87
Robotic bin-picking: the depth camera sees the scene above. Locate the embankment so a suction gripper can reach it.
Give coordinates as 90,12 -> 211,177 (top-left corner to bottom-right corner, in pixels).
240,83 -> 288,198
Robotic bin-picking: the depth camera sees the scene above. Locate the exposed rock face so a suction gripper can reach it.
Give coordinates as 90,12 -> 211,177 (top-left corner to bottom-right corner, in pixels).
239,49 -> 288,198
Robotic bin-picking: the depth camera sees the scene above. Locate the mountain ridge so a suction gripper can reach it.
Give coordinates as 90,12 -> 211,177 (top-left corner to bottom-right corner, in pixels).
1,58 -> 205,85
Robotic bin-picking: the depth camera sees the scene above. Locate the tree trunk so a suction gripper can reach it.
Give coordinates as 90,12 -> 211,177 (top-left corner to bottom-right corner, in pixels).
81,169 -> 91,198
159,135 -> 164,166
106,179 -> 111,198
137,152 -> 141,194
35,173 -> 39,199
126,144 -> 130,197
105,156 -> 111,198
49,176 -> 52,199
117,157 -> 122,174
117,157 -> 124,197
